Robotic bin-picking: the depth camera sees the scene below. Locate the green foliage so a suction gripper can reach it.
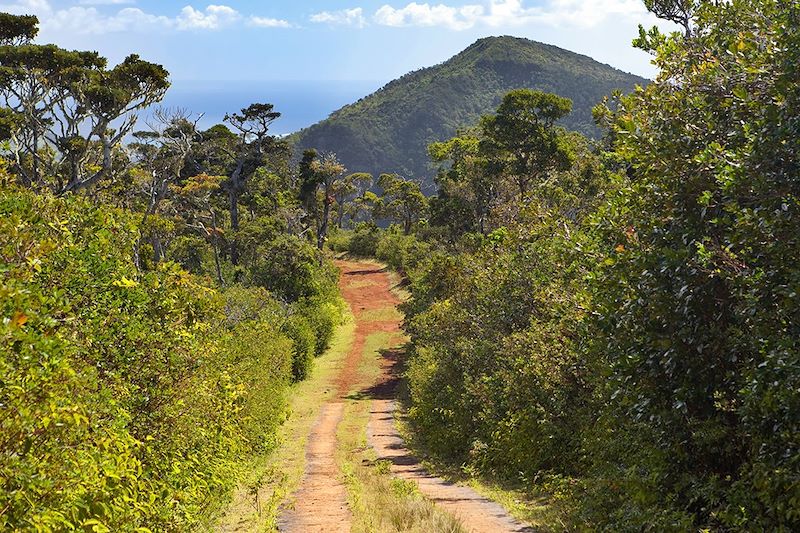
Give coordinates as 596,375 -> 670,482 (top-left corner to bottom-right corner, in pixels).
402,207 -> 593,486
326,227 -> 353,253
582,0 -> 800,529
0,14 -> 169,193
282,312 -> 316,381
292,36 -> 647,184
375,229 -> 431,273
0,186 -> 298,530
247,234 -> 330,302
377,173 -> 429,235
347,223 -> 381,257
479,89 -> 575,198
245,233 -> 343,361
395,1 -> 800,531
298,294 -> 345,357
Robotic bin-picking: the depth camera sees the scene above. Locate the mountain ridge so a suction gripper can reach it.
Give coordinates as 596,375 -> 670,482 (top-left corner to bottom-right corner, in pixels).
290,36 -> 649,184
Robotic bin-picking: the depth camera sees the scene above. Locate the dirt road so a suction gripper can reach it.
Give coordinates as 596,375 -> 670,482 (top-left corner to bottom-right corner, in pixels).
279,259 -> 532,532
278,260 -> 401,532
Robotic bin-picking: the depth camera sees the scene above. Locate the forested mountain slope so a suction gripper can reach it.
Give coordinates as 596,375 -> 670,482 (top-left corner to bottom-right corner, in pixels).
291,36 -> 648,185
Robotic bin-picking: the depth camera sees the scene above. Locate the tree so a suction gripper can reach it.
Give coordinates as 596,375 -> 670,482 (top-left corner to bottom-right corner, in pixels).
479,89 -> 574,201
429,132 -> 493,236
173,173 -> 227,285
0,14 -> 169,193
312,153 -> 346,250
378,173 -> 428,235
222,103 -> 281,266
0,13 -> 37,46
130,108 -> 200,266
643,0 -> 695,36
590,0 -> 800,527
332,172 -> 373,228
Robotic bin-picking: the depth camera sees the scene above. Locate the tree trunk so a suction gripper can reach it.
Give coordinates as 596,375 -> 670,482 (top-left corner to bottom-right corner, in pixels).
337,205 -> 345,229
31,128 -> 39,186
227,159 -> 246,267
318,196 -> 331,251
228,183 -> 240,266
211,210 -> 225,287
151,234 -> 163,263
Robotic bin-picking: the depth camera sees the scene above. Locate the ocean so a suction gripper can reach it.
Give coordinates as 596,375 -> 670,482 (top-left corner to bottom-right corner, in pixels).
152,79 -> 383,136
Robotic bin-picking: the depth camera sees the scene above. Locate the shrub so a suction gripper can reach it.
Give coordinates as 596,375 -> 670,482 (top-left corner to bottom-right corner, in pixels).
326,227 -> 352,253
296,296 -> 344,356
247,234 -> 339,304
375,229 -> 430,272
0,187 -> 297,530
403,220 -> 591,483
347,223 -> 380,257
282,313 -> 316,381
169,234 -> 211,274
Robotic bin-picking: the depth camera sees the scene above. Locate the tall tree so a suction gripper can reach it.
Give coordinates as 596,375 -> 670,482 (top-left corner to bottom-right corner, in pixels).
332,172 -> 373,228
129,108 -> 200,266
378,173 -> 428,235
222,103 -> 281,266
296,149 -> 347,250
173,173 -> 227,286
429,132 -> 493,236
312,153 -> 346,250
479,89 -> 574,201
0,14 -> 169,193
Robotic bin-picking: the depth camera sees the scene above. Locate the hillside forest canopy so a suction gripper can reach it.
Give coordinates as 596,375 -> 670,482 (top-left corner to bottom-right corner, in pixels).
1,0 -> 800,531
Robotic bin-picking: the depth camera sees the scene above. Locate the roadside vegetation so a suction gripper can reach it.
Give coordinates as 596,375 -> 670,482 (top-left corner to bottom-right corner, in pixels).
2,0 -> 798,531
217,313 -> 356,531
0,14 -> 347,531
334,1 -> 800,530
334,310 -> 462,533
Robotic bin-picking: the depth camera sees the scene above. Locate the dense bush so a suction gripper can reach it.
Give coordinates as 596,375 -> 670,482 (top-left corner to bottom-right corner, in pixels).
381,2 -> 800,530
347,223 -> 381,257
580,1 -> 800,529
246,234 -> 343,370
374,228 -> 431,273
0,187 -> 299,530
326,227 -> 353,253
248,234 -> 331,302
402,206 -> 593,482
282,312 -> 317,381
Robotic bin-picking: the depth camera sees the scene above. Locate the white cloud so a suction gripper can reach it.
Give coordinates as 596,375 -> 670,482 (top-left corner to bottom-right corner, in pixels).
0,0 -> 53,15
374,2 -> 483,30
372,0 -> 651,30
0,1 -> 292,35
41,6 -> 170,34
176,5 -> 240,30
0,0 -> 656,36
310,7 -> 367,28
249,15 -> 291,28
525,0 -> 650,28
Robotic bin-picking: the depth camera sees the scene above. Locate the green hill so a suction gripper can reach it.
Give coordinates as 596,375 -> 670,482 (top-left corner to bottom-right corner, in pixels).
291,36 -> 649,186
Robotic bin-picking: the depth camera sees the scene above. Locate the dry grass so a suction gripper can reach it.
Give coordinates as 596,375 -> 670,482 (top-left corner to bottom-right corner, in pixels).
337,331 -> 465,533
358,306 -> 404,323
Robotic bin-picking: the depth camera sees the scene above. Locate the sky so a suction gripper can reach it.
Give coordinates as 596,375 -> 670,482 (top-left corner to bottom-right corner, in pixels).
0,0 -> 666,82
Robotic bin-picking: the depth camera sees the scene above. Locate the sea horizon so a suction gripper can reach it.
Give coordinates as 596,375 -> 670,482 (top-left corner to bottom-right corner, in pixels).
151,79 -> 385,136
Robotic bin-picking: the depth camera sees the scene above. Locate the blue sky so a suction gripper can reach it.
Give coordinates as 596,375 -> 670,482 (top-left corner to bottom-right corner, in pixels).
0,1 -> 665,82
